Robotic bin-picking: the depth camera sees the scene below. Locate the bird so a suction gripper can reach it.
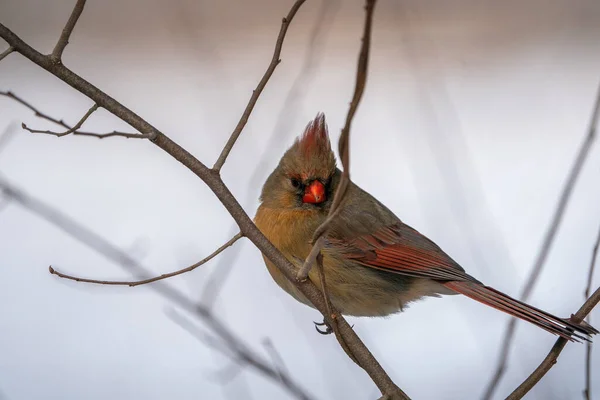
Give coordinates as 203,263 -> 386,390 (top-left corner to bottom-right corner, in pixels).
254,112 -> 597,341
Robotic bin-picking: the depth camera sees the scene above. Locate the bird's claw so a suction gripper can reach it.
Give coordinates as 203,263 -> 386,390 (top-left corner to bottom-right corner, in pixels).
313,319 -> 333,335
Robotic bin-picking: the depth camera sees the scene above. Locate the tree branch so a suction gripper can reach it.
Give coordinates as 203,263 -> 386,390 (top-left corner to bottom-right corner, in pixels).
0,46 -> 13,61
22,103 -> 98,136
48,232 -> 243,286
1,91 -> 146,139
483,79 -> 600,399
0,1 -> 409,397
50,0 -> 87,62
506,285 -> 600,400
212,0 -> 306,172
262,337 -> 290,383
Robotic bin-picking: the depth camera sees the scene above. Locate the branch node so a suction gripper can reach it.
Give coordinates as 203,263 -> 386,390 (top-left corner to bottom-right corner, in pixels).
51,0 -> 87,62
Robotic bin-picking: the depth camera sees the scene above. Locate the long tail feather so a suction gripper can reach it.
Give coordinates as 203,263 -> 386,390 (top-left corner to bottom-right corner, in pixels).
444,281 -> 598,341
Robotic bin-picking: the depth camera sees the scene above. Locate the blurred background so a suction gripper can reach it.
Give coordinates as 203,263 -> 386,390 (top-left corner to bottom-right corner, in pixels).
1,0 -> 600,399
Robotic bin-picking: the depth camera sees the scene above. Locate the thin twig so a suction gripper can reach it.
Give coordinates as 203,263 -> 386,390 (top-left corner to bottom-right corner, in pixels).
48,232 -> 243,286
315,252 -> 359,366
0,46 -> 13,61
166,308 -> 240,361
1,91 -> 146,139
1,91 -> 65,125
296,236 -> 325,282
296,0 -> 376,281
583,224 -> 600,400
483,79 -> 600,400
262,338 -> 289,382
22,103 -> 98,136
50,0 -> 87,62
212,0 -> 306,172
506,285 -> 600,400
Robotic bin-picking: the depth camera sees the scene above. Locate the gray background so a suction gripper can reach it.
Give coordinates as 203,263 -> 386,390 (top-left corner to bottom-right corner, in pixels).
1,0 -> 599,399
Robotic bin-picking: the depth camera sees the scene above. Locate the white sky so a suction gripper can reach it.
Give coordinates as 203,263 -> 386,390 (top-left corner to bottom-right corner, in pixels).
1,0 -> 600,399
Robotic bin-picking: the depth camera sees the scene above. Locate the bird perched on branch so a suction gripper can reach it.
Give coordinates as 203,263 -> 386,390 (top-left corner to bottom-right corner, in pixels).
254,113 -> 597,341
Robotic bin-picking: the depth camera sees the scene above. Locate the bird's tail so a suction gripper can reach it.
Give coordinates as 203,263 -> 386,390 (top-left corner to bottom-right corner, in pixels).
444,280 -> 598,341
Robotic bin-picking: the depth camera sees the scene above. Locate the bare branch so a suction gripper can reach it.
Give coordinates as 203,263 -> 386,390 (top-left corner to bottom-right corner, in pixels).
212,0 -> 306,171
50,0 -> 87,62
2,91 -> 66,126
1,91 -> 146,139
48,232 -> 243,286
0,3 -> 408,396
506,285 -> 600,400
296,236 -> 325,282
262,338 -> 289,382
166,308 -> 239,360
0,46 -> 13,61
583,224 -> 600,400
483,79 -> 600,399
22,103 -> 98,136
296,0 -> 376,281
314,252 -> 360,366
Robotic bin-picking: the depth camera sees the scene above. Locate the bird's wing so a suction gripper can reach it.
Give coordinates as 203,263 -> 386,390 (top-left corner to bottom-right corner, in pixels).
326,221 -> 479,283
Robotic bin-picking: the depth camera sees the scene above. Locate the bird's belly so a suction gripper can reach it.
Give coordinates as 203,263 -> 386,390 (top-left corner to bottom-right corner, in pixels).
316,256 -> 435,317
264,250 -> 445,317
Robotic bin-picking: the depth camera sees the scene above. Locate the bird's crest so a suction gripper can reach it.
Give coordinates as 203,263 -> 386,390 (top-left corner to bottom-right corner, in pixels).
298,112 -> 331,156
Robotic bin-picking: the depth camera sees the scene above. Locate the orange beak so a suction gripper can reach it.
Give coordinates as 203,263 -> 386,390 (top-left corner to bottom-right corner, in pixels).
302,180 -> 326,204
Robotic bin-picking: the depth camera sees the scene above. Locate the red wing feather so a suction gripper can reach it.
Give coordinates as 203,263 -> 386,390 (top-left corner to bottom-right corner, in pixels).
328,222 -> 478,283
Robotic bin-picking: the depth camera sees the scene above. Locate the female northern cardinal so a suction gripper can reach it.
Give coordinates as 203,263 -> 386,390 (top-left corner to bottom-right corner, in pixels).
254,113 -> 597,341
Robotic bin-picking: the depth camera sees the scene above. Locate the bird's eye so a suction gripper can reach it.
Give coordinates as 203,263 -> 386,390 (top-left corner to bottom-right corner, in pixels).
290,178 -> 301,188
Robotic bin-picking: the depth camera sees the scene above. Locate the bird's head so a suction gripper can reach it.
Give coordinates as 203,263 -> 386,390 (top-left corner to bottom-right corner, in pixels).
260,113 -> 338,210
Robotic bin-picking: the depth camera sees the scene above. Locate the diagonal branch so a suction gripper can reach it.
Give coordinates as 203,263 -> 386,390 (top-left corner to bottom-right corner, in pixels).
212,0 -> 306,172
49,232 -> 243,286
482,79 -> 600,400
51,0 -> 87,62
0,46 -> 13,61
167,308 -> 238,360
1,91 -> 147,139
262,338 -> 289,383
296,0 -> 376,281
22,103 -> 98,136
506,284 -> 600,400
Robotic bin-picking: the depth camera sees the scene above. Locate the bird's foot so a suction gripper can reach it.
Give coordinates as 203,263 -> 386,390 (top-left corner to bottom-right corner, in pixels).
313,319 -> 333,335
